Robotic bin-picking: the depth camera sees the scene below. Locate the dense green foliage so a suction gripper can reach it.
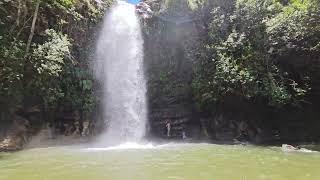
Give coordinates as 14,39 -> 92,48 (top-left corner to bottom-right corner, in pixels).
0,0 -> 319,141
192,0 -> 320,110
0,0 -> 113,120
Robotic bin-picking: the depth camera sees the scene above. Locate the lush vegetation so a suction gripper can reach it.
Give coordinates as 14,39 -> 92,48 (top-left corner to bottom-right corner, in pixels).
0,0 -> 319,143
192,0 -> 320,110
142,0 -> 320,140
0,0 -> 113,124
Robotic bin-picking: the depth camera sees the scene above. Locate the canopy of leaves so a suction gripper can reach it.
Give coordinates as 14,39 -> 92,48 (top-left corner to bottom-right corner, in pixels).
0,0 -> 113,115
192,0 -> 319,110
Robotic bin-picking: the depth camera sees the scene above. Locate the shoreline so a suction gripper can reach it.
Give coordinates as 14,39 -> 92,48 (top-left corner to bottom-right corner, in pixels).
1,135 -> 319,153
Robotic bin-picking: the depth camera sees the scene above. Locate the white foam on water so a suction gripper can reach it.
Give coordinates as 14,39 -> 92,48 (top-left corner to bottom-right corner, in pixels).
84,142 -> 214,152
85,142 -> 155,151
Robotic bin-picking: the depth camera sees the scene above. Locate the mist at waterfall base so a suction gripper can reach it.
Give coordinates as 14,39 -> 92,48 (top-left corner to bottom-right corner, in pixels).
93,1 -> 148,147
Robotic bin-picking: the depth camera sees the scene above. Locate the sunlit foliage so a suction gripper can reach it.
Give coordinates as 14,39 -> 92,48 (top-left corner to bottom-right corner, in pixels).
192,0 -> 319,110
0,0 -> 113,118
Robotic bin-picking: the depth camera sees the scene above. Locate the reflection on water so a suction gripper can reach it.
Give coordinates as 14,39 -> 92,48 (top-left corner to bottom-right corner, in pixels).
0,143 -> 319,180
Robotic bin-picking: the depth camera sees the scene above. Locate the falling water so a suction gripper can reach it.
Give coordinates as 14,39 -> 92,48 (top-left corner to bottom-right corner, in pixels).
94,1 -> 147,145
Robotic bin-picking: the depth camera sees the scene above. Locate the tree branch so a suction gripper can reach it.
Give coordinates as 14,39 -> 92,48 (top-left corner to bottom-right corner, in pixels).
25,0 -> 41,56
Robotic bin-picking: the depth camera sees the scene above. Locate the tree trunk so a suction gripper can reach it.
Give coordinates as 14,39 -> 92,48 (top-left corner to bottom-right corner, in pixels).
25,0 -> 40,55
16,0 -> 21,26
23,0 -> 40,109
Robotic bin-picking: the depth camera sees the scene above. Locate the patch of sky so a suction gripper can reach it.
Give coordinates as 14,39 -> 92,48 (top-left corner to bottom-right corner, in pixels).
127,0 -> 140,5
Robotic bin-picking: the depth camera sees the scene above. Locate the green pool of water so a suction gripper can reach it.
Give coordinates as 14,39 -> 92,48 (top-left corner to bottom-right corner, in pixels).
0,143 -> 319,180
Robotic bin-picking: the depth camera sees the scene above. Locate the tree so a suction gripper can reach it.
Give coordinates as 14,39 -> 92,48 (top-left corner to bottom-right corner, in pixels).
192,0 -> 318,111
0,0 -> 113,124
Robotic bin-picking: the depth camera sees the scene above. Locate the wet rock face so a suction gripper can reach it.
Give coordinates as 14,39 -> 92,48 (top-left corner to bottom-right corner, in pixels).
149,105 -> 193,138
136,1 -> 154,19
141,0 -> 201,139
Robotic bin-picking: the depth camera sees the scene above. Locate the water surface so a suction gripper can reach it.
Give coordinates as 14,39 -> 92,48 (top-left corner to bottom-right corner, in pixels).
0,143 -> 319,180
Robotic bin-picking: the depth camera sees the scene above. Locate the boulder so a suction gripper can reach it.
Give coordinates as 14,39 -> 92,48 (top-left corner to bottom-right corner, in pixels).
0,135 -> 24,151
0,115 -> 30,152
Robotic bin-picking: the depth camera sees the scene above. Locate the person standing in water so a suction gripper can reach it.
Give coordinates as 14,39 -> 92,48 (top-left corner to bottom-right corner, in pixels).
182,131 -> 187,140
165,119 -> 171,137
182,125 -> 187,140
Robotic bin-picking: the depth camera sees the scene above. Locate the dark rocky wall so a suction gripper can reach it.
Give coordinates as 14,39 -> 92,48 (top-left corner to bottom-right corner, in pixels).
141,0 -> 202,138
143,20 -> 195,138
141,0 -> 320,144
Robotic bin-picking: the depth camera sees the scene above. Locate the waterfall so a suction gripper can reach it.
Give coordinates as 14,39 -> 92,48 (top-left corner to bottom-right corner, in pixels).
94,1 -> 147,145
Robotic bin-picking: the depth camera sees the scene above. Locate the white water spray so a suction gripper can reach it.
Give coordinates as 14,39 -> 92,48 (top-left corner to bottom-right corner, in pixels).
94,1 -> 147,145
